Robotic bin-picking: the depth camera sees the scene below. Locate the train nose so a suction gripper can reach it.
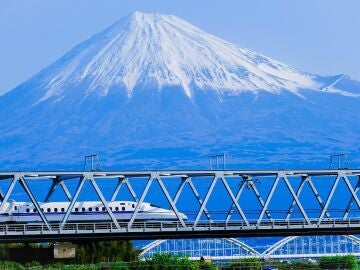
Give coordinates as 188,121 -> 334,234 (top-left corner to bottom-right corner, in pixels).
180,212 -> 188,220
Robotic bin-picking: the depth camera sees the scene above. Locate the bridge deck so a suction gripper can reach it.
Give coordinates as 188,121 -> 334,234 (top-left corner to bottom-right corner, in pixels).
2,219 -> 360,242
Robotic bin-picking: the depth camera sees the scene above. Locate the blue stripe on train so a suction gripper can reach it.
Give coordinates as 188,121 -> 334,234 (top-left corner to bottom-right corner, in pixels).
7,211 -> 146,217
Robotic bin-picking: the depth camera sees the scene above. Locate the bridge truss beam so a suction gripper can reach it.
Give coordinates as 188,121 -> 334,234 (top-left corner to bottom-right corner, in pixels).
0,169 -> 360,242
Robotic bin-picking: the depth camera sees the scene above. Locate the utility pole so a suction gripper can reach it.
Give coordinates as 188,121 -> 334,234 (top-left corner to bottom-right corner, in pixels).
209,153 -> 226,170
83,154 -> 102,171
329,153 -> 349,169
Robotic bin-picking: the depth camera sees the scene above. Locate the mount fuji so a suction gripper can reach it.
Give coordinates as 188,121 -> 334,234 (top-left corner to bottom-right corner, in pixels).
0,11 -> 360,170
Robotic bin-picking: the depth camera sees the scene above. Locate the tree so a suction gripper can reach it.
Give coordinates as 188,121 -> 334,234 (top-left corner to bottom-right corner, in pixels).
75,240 -> 136,264
224,258 -> 262,270
319,255 -> 357,270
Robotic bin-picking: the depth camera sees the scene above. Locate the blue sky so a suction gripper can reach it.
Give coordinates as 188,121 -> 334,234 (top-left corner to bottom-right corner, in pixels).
0,0 -> 359,95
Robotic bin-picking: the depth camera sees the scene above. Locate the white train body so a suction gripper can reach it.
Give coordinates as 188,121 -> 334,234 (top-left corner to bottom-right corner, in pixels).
0,201 -> 187,223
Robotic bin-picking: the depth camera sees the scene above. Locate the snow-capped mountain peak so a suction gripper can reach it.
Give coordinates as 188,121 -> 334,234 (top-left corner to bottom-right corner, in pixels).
1,12 -> 360,170
36,11 -> 321,103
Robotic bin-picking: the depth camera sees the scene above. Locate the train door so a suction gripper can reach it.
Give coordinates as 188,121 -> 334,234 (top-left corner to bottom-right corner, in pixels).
8,202 -> 18,222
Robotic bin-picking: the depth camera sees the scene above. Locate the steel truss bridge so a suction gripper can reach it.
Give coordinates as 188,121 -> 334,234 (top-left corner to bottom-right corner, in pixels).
1,169 -> 360,242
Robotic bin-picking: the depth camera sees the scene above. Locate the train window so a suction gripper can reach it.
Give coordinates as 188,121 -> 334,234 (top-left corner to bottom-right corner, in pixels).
82,207 -> 85,212
47,208 -> 51,212
109,207 -> 112,210
89,207 -> 92,211
122,207 -> 125,211
95,207 -> 99,211
120,203 -> 125,205
115,207 -> 119,211
26,209 -> 30,213
102,207 -> 106,211
33,209 -> 37,213
132,204 -> 135,209
14,206 -> 18,211
54,208 -> 58,212
61,208 -> 65,212
75,208 -> 78,212
41,208 -> 44,212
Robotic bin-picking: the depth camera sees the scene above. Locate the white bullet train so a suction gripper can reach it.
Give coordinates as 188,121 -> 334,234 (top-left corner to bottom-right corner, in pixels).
0,201 -> 188,223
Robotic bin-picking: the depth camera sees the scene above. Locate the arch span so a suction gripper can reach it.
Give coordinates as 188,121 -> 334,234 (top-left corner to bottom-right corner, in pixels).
140,238 -> 260,260
263,235 -> 360,258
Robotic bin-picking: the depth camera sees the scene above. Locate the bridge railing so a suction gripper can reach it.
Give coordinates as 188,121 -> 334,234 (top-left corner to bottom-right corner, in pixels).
1,218 -> 360,238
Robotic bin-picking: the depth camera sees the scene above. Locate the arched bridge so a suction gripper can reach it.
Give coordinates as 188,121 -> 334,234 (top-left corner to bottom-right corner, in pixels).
139,235 -> 360,261
1,169 -> 360,242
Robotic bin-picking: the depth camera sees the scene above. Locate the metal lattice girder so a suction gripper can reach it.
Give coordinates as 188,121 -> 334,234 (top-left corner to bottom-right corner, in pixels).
172,177 -> 188,204
342,175 -> 360,215
226,180 -> 246,223
282,175 -> 310,224
173,177 -> 212,221
194,175 -> 218,226
45,177 -> 72,202
307,176 -> 330,218
59,181 -> 72,201
317,173 -> 360,225
88,175 -> 120,229
0,174 -> 52,229
127,174 -> 187,228
60,174 -> 121,229
0,177 -> 17,212
3,169 -> 360,241
226,175 -> 272,222
60,176 -> 86,229
194,174 -> 250,227
285,176 -> 307,221
343,176 -> 360,220
317,175 -> 341,225
111,177 -> 125,201
220,176 -> 249,226
0,174 -> 52,230
258,173 -> 314,225
248,179 -> 272,220
111,177 -> 138,202
156,175 -> 186,227
128,176 -> 154,228
257,175 -> 281,225
285,176 -> 329,221
18,176 -> 52,230
45,179 -> 59,202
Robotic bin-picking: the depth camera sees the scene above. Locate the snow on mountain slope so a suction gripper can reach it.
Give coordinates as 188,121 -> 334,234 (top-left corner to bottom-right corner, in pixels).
0,11 -> 360,170
33,11 -> 322,104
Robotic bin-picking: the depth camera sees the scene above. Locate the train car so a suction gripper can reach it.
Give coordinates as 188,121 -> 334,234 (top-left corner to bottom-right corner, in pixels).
0,201 -> 187,223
